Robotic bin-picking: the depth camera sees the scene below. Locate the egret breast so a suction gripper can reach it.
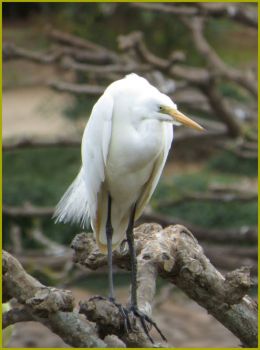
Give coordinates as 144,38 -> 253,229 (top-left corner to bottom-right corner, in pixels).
106,118 -> 164,205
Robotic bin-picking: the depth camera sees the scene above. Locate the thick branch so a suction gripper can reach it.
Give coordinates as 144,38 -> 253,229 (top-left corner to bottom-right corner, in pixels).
71,224 -> 257,347
2,250 -> 106,348
182,16 -> 257,97
3,307 -> 33,329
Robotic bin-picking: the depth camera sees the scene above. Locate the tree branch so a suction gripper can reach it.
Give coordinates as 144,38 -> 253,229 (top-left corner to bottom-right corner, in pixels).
2,250 -> 106,348
49,80 -> 105,95
71,223 -> 257,347
131,3 -> 257,28
3,307 -> 33,329
182,16 -> 257,97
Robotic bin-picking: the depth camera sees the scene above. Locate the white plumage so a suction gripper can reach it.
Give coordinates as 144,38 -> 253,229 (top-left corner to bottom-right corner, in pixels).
54,73 -> 203,253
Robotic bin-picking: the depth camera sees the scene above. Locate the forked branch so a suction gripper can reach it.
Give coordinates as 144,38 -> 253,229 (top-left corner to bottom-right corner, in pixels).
2,224 -> 257,347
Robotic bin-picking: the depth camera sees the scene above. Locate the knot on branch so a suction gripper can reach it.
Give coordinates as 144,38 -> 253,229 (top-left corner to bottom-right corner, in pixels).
79,298 -> 122,335
27,287 -> 75,315
223,267 -> 252,304
71,232 -> 104,269
79,297 -> 158,347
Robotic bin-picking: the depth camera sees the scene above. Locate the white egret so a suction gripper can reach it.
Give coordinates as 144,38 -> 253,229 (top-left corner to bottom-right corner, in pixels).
54,73 -> 203,341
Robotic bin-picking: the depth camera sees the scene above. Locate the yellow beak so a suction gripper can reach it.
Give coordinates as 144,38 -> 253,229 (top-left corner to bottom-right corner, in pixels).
166,107 -> 204,131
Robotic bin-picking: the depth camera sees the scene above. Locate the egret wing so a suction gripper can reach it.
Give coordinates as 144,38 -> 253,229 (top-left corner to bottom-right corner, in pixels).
135,124 -> 173,220
54,92 -> 113,227
81,92 -> 114,220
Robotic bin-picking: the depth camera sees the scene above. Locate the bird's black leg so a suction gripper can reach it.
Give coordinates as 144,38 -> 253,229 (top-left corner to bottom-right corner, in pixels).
103,194 -> 131,332
106,194 -> 115,301
126,204 -> 138,308
126,204 -> 167,343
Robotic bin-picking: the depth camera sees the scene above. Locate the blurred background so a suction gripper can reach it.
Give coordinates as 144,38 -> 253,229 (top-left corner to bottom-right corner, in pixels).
2,2 -> 257,348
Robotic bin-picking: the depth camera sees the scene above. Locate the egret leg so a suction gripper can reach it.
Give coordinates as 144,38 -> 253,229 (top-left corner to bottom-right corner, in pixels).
126,205 -> 138,307
106,194 -> 115,301
105,195 -> 132,332
126,205 -> 167,343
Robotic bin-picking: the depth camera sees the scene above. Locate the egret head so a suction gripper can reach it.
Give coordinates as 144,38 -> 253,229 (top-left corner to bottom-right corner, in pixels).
136,93 -> 204,131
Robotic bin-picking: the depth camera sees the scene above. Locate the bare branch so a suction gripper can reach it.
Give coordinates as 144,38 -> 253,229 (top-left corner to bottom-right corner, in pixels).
3,203 -> 257,246
71,224 -> 257,347
2,136 -> 80,151
3,43 -> 63,64
2,250 -> 106,348
156,190 -> 257,208
3,204 -> 54,218
131,2 -> 258,28
49,80 -> 105,95
3,307 -> 33,329
48,28 -> 116,57
61,56 -> 151,75
196,3 -> 258,28
141,212 -> 257,245
200,81 -> 243,137
182,16 -> 257,97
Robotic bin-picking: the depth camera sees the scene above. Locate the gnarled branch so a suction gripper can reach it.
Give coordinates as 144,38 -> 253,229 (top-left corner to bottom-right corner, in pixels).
2,250 -> 106,348
71,223 -> 257,348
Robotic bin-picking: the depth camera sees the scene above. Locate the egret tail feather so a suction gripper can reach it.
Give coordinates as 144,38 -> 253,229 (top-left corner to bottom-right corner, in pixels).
53,167 -> 90,228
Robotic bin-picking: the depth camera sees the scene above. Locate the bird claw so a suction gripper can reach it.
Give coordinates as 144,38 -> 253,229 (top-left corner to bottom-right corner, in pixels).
128,305 -> 167,344
94,296 -> 132,333
87,297 -> 166,343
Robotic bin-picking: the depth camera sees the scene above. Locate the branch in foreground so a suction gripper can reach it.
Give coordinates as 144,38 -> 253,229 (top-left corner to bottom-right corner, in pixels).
71,224 -> 257,348
2,250 -> 106,348
3,306 -> 33,329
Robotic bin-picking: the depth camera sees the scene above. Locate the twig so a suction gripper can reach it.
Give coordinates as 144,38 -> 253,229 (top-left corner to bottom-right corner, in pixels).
49,80 -> 105,95
3,204 -> 54,218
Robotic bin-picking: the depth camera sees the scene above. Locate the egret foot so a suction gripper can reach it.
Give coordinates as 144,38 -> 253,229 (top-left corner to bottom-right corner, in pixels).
88,295 -> 132,333
129,305 -> 167,344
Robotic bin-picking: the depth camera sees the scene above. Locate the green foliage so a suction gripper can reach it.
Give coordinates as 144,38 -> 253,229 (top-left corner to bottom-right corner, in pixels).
159,199 -> 257,229
207,150 -> 257,177
153,164 -> 257,230
3,148 -> 82,249
3,147 -> 81,206
75,272 -> 130,294
64,95 -> 96,120
218,82 -> 252,103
